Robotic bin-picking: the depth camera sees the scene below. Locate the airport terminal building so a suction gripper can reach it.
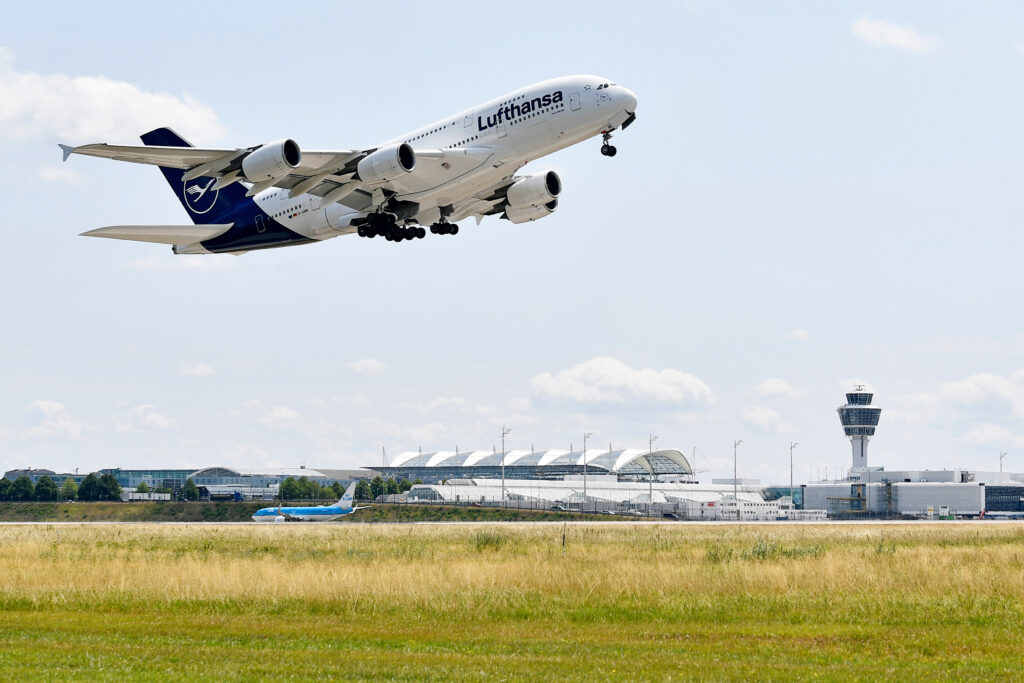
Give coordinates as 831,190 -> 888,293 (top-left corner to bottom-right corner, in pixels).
373,447 -> 696,484
801,387 -> 1024,518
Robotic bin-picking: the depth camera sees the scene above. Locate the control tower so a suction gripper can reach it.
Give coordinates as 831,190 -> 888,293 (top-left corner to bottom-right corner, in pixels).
837,385 -> 882,470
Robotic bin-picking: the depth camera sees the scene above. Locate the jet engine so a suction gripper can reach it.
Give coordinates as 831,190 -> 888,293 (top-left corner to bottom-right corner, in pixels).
503,199 -> 558,224
505,171 -> 561,209
357,143 -> 416,186
241,139 -> 301,182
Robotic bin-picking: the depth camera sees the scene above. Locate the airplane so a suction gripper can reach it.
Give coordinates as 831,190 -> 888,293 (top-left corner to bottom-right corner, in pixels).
251,481 -> 368,522
59,75 -> 637,255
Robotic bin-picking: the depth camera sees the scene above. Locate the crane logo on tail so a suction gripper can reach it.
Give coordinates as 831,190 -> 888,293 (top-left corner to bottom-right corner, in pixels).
182,178 -> 219,214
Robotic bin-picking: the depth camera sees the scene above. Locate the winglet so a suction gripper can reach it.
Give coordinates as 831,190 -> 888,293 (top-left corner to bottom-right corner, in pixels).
58,144 -> 75,163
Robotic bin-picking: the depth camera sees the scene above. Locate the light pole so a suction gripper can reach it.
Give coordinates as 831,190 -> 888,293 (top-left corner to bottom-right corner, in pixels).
649,435 -> 659,515
790,442 -> 799,510
583,432 -> 593,512
501,425 -> 511,506
733,440 -> 743,520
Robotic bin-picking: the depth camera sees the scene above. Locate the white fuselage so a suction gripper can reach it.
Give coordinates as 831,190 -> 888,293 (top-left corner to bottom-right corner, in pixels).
250,75 -> 637,241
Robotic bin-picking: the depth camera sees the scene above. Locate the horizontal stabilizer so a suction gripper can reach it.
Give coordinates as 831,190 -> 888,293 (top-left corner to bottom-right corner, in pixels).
80,224 -> 233,245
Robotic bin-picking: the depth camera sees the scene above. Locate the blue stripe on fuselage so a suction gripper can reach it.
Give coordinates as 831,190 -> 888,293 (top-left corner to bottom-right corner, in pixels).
253,506 -> 350,516
200,204 -> 314,253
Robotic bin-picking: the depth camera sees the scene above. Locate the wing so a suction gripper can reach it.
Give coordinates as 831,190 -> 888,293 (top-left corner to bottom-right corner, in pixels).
61,133 -> 497,209
61,142 -> 237,169
80,224 -> 233,245
61,139 -> 369,200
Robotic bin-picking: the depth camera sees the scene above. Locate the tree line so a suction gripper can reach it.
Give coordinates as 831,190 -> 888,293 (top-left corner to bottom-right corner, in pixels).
0,473 -> 421,503
275,476 -> 421,502
0,475 -> 201,502
356,476 -> 420,500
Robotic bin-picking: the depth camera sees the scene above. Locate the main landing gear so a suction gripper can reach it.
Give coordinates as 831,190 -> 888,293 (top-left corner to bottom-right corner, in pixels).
429,221 -> 459,235
356,212 -> 425,242
600,130 -> 617,157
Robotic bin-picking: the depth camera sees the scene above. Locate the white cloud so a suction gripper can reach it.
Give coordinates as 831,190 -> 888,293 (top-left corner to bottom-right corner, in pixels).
125,256 -> 237,272
260,405 -> 301,428
348,359 -> 389,376
180,362 -> 215,377
118,404 -> 177,431
786,328 -> 810,341
959,423 -> 1024,448
24,400 -> 93,439
37,164 -> 83,185
851,17 -> 940,54
0,46 -> 225,143
755,378 -> 806,400
741,405 -> 796,435
529,357 -> 713,408
909,370 -> 1024,418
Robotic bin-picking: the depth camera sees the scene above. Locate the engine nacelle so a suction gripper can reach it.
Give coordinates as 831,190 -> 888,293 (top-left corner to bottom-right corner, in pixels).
504,199 -> 558,224
505,171 -> 561,209
357,143 -> 415,186
241,139 -> 301,182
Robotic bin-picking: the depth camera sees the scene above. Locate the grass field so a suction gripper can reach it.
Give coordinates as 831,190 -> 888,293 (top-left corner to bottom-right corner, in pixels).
0,523 -> 1022,680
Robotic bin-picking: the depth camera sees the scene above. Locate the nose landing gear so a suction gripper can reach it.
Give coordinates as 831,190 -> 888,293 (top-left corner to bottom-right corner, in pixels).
600,131 -> 617,157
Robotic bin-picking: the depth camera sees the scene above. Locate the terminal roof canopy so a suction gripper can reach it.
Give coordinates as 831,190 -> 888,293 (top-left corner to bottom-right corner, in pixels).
387,448 -> 692,475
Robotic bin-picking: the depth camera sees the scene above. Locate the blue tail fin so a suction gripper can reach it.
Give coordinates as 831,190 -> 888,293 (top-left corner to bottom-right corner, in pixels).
140,128 -> 250,225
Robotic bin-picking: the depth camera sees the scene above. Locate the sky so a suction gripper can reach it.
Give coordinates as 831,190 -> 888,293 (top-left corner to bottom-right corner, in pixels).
2,1 -> 1024,484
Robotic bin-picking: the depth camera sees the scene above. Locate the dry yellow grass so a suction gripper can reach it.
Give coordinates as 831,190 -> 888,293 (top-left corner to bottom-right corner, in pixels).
2,523 -> 1022,605
0,522 -> 1022,680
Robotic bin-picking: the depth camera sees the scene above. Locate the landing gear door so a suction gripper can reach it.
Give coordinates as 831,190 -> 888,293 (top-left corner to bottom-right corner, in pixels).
570,93 -> 581,111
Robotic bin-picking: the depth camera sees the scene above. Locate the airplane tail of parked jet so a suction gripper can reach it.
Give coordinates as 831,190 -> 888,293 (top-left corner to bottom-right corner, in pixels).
335,481 -> 356,510
139,128 -> 253,226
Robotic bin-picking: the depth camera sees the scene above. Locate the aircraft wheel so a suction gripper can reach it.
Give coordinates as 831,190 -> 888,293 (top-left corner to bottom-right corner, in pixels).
607,145 -> 618,157
601,144 -> 610,156
450,225 -> 459,235
416,227 -> 426,239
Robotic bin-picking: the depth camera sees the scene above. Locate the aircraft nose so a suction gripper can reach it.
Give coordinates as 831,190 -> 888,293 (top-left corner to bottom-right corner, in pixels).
617,86 -> 638,113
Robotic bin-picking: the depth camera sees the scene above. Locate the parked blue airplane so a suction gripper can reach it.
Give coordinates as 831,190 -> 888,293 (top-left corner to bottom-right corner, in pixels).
252,481 -> 367,522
